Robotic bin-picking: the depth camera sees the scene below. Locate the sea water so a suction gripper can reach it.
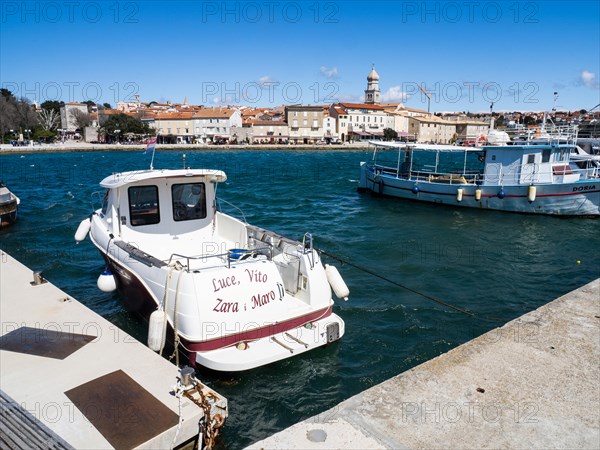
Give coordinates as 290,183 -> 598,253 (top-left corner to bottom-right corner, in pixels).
1,149 -> 598,448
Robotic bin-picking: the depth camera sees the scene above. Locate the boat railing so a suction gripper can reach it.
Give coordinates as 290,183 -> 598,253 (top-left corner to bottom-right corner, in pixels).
409,170 -> 482,185
487,160 -> 599,185
373,163 -> 483,184
506,124 -> 579,145
216,197 -> 247,224
166,244 -> 275,272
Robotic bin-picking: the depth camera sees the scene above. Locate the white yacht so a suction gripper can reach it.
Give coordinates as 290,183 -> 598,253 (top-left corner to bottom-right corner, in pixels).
76,168 -> 349,371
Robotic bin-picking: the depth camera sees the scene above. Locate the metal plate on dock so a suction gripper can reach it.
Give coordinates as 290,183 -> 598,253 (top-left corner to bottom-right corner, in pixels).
0,326 -> 96,360
64,369 -> 179,450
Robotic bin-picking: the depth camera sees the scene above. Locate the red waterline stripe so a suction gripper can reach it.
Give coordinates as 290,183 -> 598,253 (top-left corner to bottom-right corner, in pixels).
183,305 -> 334,352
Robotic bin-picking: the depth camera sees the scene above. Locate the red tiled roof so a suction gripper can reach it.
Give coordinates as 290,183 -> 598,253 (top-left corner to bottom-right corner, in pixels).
251,120 -> 288,126
339,103 -> 384,111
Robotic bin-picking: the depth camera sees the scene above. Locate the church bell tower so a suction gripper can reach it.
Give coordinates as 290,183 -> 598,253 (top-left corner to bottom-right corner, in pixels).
365,65 -> 380,104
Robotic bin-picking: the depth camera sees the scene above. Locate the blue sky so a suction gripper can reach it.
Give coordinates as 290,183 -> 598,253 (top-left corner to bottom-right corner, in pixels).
1,1 -> 599,112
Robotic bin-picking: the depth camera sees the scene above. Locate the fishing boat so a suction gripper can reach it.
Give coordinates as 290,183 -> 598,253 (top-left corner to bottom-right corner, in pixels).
0,181 -> 20,227
75,167 -> 349,371
358,126 -> 600,216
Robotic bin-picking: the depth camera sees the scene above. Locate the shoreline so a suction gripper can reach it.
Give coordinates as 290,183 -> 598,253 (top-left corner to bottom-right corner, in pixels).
0,142 -> 370,154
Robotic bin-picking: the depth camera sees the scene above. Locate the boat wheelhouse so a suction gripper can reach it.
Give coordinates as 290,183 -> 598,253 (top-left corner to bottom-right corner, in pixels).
0,181 -> 20,227
76,168 -> 349,371
358,135 -> 600,216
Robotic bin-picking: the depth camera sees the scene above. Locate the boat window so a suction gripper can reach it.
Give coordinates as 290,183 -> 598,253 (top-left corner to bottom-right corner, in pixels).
171,183 -> 207,222
128,185 -> 160,226
526,154 -> 535,164
101,190 -> 109,215
542,149 -> 551,163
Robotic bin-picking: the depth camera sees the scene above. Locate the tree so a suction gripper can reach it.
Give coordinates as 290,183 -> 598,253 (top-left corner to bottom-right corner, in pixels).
82,100 -> 96,111
383,127 -> 398,141
40,100 -> 63,114
37,108 -> 60,131
0,88 -> 15,100
103,102 -> 112,109
523,115 -> 536,126
100,113 -> 151,140
70,109 -> 92,129
0,95 -> 18,142
0,93 -> 38,142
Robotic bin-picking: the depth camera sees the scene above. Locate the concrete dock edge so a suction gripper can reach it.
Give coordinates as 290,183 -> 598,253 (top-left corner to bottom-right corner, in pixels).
249,279 -> 600,449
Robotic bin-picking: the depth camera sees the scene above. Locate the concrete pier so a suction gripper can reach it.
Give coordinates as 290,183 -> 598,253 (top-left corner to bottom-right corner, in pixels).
0,250 -> 227,449
249,279 -> 600,449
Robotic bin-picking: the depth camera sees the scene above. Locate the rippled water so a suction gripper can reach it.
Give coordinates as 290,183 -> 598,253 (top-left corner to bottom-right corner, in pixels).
1,149 -> 598,448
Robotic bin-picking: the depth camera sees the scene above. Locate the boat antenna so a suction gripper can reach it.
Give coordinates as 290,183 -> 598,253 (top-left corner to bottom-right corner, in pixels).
552,92 -> 559,112
489,102 -> 495,131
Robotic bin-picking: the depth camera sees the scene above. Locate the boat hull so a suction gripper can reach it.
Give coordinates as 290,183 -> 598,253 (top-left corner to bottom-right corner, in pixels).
360,164 -> 600,216
93,236 -> 344,371
0,199 -> 18,227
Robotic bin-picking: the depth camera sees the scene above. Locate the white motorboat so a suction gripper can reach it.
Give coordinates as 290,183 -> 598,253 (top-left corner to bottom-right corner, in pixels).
0,181 -> 20,227
358,127 -> 600,216
76,168 -> 349,371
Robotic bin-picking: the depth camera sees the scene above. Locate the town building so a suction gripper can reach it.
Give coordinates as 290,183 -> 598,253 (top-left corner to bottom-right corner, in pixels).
407,114 -> 457,144
284,105 -> 324,144
330,103 -> 387,141
247,120 -> 289,144
152,108 -> 242,143
60,102 -> 91,132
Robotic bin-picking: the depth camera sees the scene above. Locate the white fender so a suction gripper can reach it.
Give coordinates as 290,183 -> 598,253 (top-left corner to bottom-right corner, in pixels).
148,309 -> 167,352
325,264 -> 349,301
97,268 -> 117,292
475,189 -> 482,201
456,188 -> 463,202
528,185 -> 537,202
75,217 -> 91,242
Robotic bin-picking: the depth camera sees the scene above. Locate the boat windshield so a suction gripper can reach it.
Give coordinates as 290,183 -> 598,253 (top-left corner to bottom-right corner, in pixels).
172,183 -> 207,221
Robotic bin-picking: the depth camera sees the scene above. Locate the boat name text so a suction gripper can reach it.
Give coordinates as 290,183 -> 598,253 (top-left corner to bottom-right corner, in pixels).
572,185 -> 596,192
213,298 -> 239,313
245,268 -> 268,283
212,275 -> 240,292
252,290 -> 276,309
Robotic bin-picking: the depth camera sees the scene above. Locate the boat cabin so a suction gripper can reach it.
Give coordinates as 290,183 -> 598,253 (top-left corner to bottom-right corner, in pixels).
482,144 -> 578,186
97,169 -> 238,259
367,142 -> 598,187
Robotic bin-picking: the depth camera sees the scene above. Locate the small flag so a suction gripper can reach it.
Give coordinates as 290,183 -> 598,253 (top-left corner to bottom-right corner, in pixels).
144,137 -> 157,154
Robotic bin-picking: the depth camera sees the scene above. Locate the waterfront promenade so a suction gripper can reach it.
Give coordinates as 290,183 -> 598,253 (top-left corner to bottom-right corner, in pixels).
0,141 -> 367,154
249,279 -> 600,449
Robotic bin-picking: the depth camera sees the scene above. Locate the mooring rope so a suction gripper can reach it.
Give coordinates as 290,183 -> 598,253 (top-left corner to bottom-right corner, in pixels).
315,247 -> 503,323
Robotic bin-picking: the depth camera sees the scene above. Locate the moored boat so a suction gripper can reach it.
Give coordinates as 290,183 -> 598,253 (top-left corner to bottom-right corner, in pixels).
358,128 -> 600,216
76,167 -> 349,371
0,181 -> 20,227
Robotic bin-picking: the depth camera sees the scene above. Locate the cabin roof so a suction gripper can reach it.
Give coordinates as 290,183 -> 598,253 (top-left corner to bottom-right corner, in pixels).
100,169 -> 227,188
369,141 -> 577,153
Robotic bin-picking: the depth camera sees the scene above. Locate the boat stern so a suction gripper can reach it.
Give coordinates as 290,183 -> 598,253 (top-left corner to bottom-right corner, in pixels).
194,313 -> 345,371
